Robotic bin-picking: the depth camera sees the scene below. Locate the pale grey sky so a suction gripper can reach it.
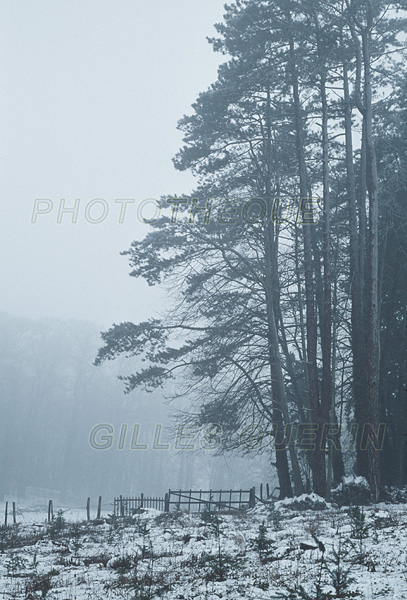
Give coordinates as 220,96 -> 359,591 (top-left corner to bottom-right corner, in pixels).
0,0 -> 224,327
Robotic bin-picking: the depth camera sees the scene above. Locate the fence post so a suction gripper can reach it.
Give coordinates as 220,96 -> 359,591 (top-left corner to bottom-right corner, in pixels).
48,500 -> 53,523
86,498 -> 90,522
266,483 -> 270,498
260,483 -> 263,501
140,493 -> 144,509
249,487 -> 256,508
164,492 -> 169,513
97,496 -> 102,519
120,495 -> 124,517
12,502 -> 16,525
4,502 -> 8,527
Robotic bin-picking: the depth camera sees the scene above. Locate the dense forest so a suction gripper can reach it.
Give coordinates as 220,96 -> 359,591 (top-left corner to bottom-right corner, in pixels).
96,0 -> 407,502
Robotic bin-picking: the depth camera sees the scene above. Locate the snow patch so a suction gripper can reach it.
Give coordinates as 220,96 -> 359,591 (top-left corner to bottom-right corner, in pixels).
275,493 -> 330,511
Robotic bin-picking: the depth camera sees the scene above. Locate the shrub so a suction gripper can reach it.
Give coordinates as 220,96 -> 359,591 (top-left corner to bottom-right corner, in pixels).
277,493 -> 329,512
110,553 -> 139,574
382,486 -> 407,504
199,551 -> 242,583
201,505 -> 222,537
266,502 -> 282,529
48,509 -> 67,539
83,553 -> 111,567
25,571 -> 58,599
5,552 -> 27,577
347,506 -> 370,540
251,521 -> 274,560
325,540 -> 358,598
332,477 -> 371,507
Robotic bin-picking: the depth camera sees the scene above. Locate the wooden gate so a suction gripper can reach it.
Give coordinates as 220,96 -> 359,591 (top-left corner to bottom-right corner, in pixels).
164,488 -> 256,513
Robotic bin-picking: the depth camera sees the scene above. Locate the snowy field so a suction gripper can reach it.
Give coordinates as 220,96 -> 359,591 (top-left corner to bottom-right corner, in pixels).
0,497 -> 406,599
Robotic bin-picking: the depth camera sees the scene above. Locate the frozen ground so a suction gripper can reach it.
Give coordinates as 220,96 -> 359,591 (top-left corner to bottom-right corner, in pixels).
0,498 -> 406,599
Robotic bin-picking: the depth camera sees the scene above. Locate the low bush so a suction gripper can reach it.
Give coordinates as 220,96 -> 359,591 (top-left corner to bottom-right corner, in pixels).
332,477 -> 371,507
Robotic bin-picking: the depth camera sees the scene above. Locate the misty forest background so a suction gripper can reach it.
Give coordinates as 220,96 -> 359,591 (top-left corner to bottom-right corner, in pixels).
0,314 -> 260,503
3,0 -> 407,505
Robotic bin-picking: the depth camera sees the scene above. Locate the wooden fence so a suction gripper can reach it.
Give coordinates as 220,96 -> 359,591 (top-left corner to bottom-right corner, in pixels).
114,494 -> 165,516
114,488 -> 256,516
3,496 -> 105,526
164,488 -> 256,513
258,483 -> 280,502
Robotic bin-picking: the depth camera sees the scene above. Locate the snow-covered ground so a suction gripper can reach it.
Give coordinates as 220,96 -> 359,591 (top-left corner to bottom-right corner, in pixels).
0,498 -> 406,599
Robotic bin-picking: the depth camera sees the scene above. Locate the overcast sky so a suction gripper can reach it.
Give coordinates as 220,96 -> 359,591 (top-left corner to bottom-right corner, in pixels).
0,0 -> 224,328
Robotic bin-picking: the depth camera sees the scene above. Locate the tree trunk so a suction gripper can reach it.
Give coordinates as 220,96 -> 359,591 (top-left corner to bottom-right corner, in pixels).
262,85 -> 302,497
287,13 -> 326,497
342,51 -> 368,479
362,12 -> 381,501
264,221 -> 304,497
314,11 -> 333,500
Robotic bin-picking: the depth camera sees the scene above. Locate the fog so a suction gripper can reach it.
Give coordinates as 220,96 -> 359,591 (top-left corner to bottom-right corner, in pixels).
0,0 -> 225,325
0,313 -> 268,504
0,1 -> 270,505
